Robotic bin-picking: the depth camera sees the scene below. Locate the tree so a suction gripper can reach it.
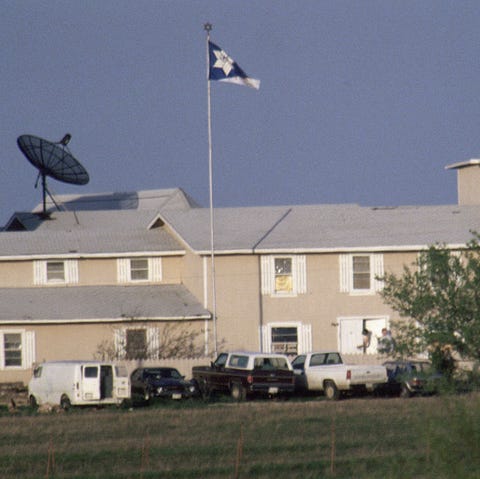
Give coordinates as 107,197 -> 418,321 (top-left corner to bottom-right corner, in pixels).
379,232 -> 480,374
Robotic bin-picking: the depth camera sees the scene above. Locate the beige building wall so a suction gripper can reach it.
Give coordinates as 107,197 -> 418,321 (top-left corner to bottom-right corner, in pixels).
0,261 -> 34,287
214,255 -> 261,351
212,250 -> 420,353
456,164 -> 480,205
78,258 -> 116,284
1,320 -> 207,385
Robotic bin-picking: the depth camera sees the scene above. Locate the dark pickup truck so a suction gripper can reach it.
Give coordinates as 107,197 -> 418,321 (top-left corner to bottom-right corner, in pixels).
192,352 -> 295,401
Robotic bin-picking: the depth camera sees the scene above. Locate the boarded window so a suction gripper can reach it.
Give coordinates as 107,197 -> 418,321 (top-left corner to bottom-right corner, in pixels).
274,258 -> 293,293
126,329 -> 147,360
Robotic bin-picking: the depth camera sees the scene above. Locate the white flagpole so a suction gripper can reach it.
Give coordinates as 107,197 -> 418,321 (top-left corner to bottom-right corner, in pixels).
204,22 -> 218,357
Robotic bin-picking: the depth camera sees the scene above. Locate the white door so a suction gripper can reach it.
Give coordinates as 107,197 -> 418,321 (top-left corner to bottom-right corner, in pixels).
339,318 -> 364,354
82,365 -> 101,400
339,317 -> 387,355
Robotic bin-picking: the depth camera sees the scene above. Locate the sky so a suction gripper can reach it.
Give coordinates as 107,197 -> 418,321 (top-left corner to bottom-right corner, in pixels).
2,1 -> 480,225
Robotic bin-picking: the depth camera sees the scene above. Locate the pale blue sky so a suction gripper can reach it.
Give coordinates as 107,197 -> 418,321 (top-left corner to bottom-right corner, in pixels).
2,1 -> 480,224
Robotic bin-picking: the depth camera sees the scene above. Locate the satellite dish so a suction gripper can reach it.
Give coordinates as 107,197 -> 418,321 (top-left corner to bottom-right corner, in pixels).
17,134 -> 89,216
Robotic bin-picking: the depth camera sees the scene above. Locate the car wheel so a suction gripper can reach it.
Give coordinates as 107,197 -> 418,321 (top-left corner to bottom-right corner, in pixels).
198,379 -> 212,401
400,384 -> 412,398
230,382 -> 246,401
60,394 -> 71,410
324,380 -> 340,400
29,395 -> 38,409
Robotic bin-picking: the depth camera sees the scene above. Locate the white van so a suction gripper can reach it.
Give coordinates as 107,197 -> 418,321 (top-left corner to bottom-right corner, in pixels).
28,361 -> 130,409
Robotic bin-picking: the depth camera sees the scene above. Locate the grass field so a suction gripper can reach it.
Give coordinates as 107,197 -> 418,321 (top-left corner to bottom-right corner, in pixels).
1,394 -> 479,479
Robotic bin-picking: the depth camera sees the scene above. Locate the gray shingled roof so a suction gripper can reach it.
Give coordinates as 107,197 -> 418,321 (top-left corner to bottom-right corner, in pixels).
162,204 -> 480,253
3,187 -> 480,257
0,284 -> 210,323
0,209 -> 183,257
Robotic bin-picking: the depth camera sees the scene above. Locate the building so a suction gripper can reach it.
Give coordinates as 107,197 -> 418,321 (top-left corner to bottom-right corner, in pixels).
0,162 -> 479,384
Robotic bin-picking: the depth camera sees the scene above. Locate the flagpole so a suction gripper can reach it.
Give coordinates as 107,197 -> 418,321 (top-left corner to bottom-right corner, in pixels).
204,22 -> 218,357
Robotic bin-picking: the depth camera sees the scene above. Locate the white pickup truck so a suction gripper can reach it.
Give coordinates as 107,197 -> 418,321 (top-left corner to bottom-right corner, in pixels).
292,351 -> 387,400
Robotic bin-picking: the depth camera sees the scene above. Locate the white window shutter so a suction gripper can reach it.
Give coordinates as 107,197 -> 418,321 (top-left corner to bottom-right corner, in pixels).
147,327 -> 159,359
117,259 -> 129,283
0,333 -> 4,369
261,325 -> 271,352
339,254 -> 351,292
65,260 -> 79,284
149,258 -> 162,282
114,329 -> 126,359
300,324 -> 312,354
261,256 -> 273,295
295,255 -> 307,294
34,261 -> 46,285
373,254 -> 384,291
23,331 -> 35,369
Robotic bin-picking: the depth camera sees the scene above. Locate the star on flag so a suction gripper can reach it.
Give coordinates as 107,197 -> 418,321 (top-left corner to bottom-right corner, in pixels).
208,41 -> 260,90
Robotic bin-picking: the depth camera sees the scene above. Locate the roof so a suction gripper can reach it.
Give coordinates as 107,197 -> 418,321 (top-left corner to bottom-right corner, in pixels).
161,203 -> 480,254
32,188 -> 200,213
2,187 -> 480,257
0,284 -> 211,323
445,159 -> 480,170
0,210 -> 183,257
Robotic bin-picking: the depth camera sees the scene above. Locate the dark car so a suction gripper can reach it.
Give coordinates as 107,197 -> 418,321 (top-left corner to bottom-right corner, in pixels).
130,367 -> 198,404
382,360 -> 441,398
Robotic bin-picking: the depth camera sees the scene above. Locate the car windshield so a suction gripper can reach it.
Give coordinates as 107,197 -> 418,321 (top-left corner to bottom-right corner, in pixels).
144,369 -> 182,379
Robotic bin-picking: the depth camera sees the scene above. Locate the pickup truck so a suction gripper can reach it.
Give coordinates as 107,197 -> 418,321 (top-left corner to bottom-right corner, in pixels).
192,352 -> 296,401
292,351 -> 387,400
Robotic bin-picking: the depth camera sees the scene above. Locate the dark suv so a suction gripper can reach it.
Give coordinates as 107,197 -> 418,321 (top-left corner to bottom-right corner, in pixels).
130,367 -> 197,404
382,360 -> 441,397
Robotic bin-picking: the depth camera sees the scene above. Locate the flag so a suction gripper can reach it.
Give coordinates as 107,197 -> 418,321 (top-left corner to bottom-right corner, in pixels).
208,41 -> 260,90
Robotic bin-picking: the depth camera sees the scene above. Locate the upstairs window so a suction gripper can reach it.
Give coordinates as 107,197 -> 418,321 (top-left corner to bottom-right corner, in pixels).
352,256 -> 371,290
130,259 -> 149,281
339,253 -> 384,294
117,258 -> 162,283
274,258 -> 293,294
261,255 -> 307,296
34,260 -> 78,285
46,261 -> 65,282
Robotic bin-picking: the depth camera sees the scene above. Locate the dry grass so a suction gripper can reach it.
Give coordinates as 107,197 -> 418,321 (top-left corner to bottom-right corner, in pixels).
0,394 -> 479,478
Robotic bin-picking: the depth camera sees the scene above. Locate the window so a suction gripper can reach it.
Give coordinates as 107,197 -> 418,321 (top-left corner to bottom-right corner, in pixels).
339,254 -> 384,294
115,327 -> 159,360
228,355 -> 249,368
4,333 -> 22,367
261,255 -> 306,296
0,330 -> 35,370
261,323 -> 312,355
117,258 -> 162,283
353,256 -> 370,290
130,259 -> 149,281
274,258 -> 293,294
34,260 -> 79,285
84,366 -> 99,378
46,261 -> 65,282
271,327 -> 299,354
126,329 -> 148,360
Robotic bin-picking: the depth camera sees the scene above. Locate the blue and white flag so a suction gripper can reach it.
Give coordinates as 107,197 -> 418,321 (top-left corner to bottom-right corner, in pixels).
208,41 -> 260,90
